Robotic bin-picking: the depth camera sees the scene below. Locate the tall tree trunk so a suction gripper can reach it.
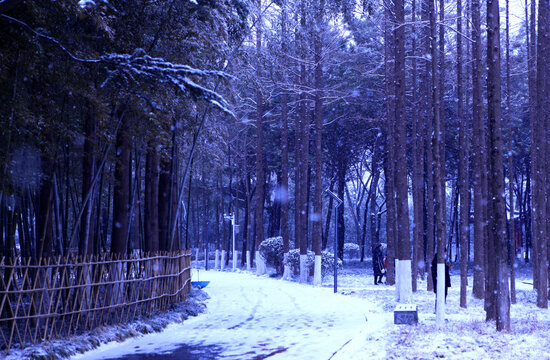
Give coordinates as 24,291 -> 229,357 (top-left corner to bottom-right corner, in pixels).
94,160 -> 105,254
269,173 -> 282,238
145,138 -> 160,253
63,146 -> 70,252
438,0 -> 447,213
525,159 -> 532,264
534,0 -> 549,308
337,159 -> 346,261
111,108 -> 131,255
202,167 -> 209,269
297,0 -> 309,282
411,0 -> 425,291
420,0 -> 434,291
486,0 -> 511,329
430,0 -> 446,325
160,118 -> 178,252
394,0 -> 412,303
159,156 -> 171,252
255,0 -> 266,275
228,144 -> 236,268
448,181 -> 459,260
280,0 -> 291,280
185,158 -> 194,250
505,0 -> 516,304
194,184 -> 199,253
103,165 -> 113,252
527,0 -> 538,286
471,0 -> 486,299
170,144 -> 179,251
368,144 -> 381,261
79,105 -> 98,308
80,100 -> 96,255
361,181 -> 369,262
457,0 -> 470,308
312,0 -> 325,286
384,2 -> 397,286
38,151 -> 54,259
214,172 -> 220,268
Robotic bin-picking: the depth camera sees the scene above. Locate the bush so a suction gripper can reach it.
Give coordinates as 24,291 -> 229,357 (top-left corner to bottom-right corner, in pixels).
343,243 -> 360,259
321,250 -> 343,276
259,236 -> 284,274
283,249 -> 342,278
284,249 -> 314,275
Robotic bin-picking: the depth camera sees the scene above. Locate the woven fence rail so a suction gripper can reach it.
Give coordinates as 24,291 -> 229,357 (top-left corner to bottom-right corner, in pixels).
0,250 -> 191,352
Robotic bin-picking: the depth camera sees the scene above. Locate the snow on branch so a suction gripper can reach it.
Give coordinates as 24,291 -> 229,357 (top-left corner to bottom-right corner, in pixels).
100,49 -> 235,117
0,14 -> 234,116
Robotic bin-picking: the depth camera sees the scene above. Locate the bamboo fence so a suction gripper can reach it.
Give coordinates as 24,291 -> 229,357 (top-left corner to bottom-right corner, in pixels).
0,250 -> 191,352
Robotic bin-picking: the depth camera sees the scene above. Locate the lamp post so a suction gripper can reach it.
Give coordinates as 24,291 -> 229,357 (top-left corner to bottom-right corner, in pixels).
224,213 -> 237,271
325,189 -> 343,293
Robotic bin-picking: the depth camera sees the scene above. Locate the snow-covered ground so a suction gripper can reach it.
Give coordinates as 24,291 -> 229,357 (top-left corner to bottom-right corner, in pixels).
70,260 -> 550,360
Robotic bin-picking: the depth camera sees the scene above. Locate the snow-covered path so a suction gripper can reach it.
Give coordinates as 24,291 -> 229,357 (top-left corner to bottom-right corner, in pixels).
72,270 -> 392,360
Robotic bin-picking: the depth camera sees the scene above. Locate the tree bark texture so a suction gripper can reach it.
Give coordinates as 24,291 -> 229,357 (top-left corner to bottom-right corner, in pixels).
79,100 -> 96,256
505,0 -> 516,305
394,0 -> 412,302
384,2 -> 397,286
411,0 -> 425,291
486,0 -> 511,329
145,137 -> 160,253
534,0 -> 549,308
312,0 -> 325,258
457,0 -> 470,309
420,0 -> 434,292
111,109 -> 131,255
255,0 -> 265,256
471,0 -> 486,299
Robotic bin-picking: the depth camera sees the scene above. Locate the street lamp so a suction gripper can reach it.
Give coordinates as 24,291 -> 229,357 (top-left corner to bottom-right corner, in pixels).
224,213 -> 237,271
324,189 -> 343,293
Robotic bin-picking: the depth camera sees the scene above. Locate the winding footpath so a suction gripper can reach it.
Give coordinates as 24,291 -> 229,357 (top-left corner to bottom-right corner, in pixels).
72,270 -> 392,360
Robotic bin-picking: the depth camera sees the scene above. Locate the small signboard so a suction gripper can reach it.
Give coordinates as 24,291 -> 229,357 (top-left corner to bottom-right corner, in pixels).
394,304 -> 418,325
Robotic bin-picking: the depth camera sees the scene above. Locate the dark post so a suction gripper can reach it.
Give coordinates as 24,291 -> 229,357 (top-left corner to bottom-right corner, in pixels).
334,204 -> 338,293
325,189 -> 343,293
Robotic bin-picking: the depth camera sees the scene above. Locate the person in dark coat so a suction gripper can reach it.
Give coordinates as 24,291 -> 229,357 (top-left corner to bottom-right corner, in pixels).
431,249 -> 451,302
372,243 -> 385,285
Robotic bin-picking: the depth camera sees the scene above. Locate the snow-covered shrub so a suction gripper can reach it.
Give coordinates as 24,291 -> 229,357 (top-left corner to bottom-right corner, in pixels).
321,250 -> 343,276
283,249 -> 342,278
259,236 -> 284,274
343,242 -> 361,260
284,249 -> 314,276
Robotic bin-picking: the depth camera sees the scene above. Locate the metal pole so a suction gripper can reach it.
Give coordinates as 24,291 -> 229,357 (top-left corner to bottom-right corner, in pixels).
334,205 -> 338,293
324,189 -> 342,294
232,214 -> 237,271
205,220 -> 209,270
